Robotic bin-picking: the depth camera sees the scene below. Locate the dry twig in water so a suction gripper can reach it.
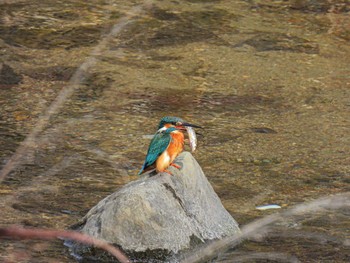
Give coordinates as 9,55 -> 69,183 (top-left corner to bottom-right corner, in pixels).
0,225 -> 130,263
180,192 -> 350,263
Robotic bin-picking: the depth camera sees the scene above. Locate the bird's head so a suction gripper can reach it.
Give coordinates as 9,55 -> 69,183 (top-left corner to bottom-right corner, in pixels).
158,116 -> 202,130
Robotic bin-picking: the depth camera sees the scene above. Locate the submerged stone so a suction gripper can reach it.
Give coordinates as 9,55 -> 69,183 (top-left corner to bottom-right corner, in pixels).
0,63 -> 22,85
235,33 -> 319,54
73,152 -> 240,259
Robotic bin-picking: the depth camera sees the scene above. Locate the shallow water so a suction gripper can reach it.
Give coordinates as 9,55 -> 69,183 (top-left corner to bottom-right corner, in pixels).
0,0 -> 349,262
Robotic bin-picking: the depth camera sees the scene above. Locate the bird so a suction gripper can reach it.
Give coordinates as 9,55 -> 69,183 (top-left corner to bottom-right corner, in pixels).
138,127 -> 184,175
138,116 -> 202,175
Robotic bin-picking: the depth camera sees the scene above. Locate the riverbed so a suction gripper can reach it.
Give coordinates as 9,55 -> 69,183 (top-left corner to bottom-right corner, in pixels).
0,0 -> 349,262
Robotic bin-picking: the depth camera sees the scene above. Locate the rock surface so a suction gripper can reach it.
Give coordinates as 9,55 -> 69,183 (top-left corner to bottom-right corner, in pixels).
77,152 -> 240,253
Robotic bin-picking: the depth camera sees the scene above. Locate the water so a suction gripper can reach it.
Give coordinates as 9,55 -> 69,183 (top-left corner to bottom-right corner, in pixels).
0,0 -> 349,262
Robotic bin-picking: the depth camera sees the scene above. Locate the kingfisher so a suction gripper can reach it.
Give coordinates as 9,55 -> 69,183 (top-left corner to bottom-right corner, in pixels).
138,118 -> 201,175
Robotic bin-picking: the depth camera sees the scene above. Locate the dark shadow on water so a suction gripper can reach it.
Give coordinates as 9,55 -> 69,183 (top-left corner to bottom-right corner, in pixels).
114,8 -> 237,50
234,33 -> 319,54
120,90 -> 288,117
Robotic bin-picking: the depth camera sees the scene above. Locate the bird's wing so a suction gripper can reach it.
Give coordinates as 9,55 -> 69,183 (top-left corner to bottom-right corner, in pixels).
138,132 -> 171,175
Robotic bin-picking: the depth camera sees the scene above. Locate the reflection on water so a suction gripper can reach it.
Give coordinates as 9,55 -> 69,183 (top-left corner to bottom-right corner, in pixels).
0,0 -> 349,262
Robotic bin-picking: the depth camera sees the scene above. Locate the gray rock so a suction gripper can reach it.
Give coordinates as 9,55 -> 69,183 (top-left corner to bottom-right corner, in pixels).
78,151 -> 240,254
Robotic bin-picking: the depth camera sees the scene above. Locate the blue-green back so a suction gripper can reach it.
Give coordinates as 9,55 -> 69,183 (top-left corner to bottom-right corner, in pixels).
138,129 -> 173,175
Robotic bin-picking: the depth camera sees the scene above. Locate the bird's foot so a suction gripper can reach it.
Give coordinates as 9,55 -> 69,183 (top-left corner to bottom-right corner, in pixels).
164,169 -> 173,175
170,163 -> 181,169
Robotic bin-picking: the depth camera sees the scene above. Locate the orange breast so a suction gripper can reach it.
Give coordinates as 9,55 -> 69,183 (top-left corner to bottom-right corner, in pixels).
167,131 -> 184,163
156,150 -> 171,172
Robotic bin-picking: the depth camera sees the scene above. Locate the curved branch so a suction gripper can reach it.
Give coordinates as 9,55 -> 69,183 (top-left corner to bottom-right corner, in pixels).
0,225 -> 129,263
180,193 -> 350,263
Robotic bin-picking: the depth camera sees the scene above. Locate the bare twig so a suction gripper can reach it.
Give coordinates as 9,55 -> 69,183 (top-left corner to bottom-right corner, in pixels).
180,192 -> 350,263
0,225 -> 130,263
253,229 -> 350,246
218,251 -> 300,263
0,3 -> 149,183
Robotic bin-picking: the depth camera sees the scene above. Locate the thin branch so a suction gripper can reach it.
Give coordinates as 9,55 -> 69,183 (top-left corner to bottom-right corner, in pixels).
0,3 -> 149,183
253,229 -> 350,246
219,251 -> 300,263
0,225 -> 129,263
180,192 -> 350,263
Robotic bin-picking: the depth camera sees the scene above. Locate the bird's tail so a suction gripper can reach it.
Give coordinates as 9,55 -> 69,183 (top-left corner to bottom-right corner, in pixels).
138,164 -> 146,175
138,164 -> 156,175
138,168 -> 144,175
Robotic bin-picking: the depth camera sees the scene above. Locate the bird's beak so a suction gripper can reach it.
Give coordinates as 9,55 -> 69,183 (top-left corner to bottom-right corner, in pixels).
179,122 -> 202,129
